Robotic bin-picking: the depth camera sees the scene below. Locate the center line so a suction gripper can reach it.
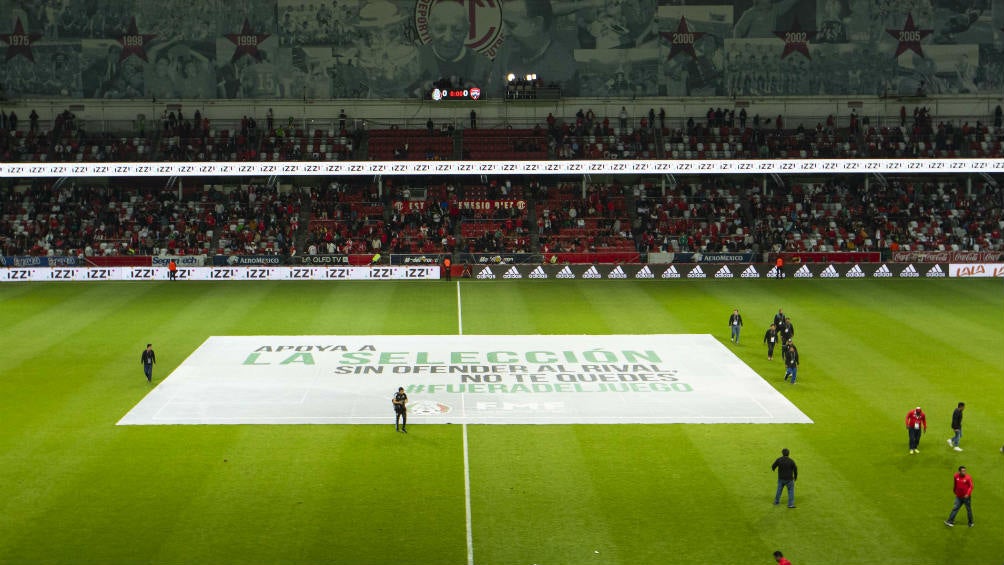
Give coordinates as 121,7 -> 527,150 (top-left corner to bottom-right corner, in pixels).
456,281 -> 464,336
457,280 -> 473,565
463,421 -> 474,565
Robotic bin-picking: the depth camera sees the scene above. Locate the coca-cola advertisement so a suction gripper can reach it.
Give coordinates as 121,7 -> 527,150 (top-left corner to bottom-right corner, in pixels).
892,251 -> 1003,263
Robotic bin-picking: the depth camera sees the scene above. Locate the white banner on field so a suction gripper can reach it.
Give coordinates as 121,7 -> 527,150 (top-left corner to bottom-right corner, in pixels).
118,335 -> 812,425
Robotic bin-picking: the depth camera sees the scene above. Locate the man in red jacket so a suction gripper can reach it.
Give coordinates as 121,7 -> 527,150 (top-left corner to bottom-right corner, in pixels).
905,406 -> 927,454
944,466 -> 974,527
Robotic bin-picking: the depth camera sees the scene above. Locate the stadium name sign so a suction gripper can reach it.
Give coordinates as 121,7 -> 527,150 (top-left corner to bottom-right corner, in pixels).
118,335 -> 812,425
4,158 -> 1004,178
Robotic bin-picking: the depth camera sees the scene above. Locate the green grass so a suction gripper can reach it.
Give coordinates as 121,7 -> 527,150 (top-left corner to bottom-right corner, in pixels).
1,279 -> 1002,565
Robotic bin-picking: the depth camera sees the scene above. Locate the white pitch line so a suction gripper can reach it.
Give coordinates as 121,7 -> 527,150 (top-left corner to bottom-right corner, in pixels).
456,281 -> 464,336
463,421 -> 474,565
457,280 -> 474,565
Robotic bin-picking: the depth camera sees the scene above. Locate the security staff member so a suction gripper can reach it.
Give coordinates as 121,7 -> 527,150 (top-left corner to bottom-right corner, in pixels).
141,343 -> 156,383
783,342 -> 799,384
393,386 -> 408,432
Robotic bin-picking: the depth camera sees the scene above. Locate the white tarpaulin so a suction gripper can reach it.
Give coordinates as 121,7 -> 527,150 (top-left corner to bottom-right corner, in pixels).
118,335 -> 812,425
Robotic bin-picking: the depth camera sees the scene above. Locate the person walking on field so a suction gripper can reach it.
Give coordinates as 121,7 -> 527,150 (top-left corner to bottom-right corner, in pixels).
773,550 -> 793,565
773,308 -> 786,328
771,448 -> 797,508
783,342 -> 799,383
729,308 -> 743,344
905,406 -> 927,454
779,317 -> 794,345
948,402 -> 965,451
141,343 -> 156,383
944,466 -> 974,528
764,323 -> 778,360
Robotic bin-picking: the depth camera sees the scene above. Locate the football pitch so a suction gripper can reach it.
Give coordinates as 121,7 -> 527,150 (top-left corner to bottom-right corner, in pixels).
0,278 -> 1001,565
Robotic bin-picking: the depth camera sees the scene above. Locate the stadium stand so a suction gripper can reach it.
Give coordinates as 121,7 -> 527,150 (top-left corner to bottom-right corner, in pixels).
2,171 -> 1001,261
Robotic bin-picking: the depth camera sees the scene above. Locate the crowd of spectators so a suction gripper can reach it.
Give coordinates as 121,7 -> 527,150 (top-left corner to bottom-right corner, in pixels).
545,107 -> 658,160
208,184 -> 302,256
538,182 -> 634,255
302,181 -> 391,255
2,104 -> 1003,261
633,176 -> 1003,255
6,104 -> 1003,163
3,174 -> 1001,260
0,181 -> 302,259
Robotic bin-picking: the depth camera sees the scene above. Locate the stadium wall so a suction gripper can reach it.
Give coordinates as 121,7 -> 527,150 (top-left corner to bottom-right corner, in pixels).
1,0 -> 1001,103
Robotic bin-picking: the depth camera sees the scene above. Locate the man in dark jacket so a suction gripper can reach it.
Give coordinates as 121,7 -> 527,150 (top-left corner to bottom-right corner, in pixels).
772,448 -> 797,508
764,323 -> 778,360
779,318 -> 794,344
141,343 -> 156,383
783,342 -> 799,383
948,402 -> 965,451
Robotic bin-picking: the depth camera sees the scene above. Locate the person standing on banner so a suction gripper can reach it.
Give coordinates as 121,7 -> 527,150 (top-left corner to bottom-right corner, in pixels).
948,402 -> 965,451
141,343 -> 156,383
774,256 -> 784,278
443,257 -> 452,281
167,259 -> 177,280
944,466 -> 974,527
729,308 -> 743,344
905,406 -> 927,454
393,386 -> 408,433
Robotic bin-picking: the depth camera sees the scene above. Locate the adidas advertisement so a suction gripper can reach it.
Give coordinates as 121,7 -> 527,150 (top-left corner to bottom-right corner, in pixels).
2,264 -> 973,283
502,266 -> 522,279
450,263 -> 955,280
